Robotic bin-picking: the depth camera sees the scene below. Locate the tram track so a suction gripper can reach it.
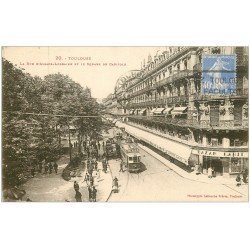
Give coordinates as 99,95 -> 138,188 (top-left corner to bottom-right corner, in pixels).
107,147 -> 172,202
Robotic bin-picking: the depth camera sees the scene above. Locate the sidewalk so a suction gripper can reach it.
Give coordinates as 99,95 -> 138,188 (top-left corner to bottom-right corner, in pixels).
139,144 -> 248,196
20,162 -> 84,202
19,157 -> 113,202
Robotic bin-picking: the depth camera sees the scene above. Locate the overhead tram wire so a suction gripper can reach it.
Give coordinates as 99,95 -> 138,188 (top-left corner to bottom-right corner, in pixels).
2,111 -> 101,118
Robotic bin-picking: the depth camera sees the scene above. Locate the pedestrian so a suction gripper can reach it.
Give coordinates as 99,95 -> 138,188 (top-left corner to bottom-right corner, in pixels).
236,174 -> 241,187
103,162 -> 107,173
91,159 -> 95,169
89,175 -> 94,186
38,163 -> 43,173
212,166 -> 216,178
92,186 -> 97,202
75,190 -> 82,202
119,162 -> 124,172
98,142 -> 101,150
113,177 -> 119,188
30,166 -> 35,177
112,177 -> 119,193
195,164 -> 200,175
84,172 -> 90,185
97,169 -> 101,180
53,162 -> 58,174
87,159 -> 91,169
88,166 -> 93,176
242,169 -> 248,184
74,181 -> 80,192
44,163 -> 48,174
88,186 -> 92,202
94,160 -> 98,171
48,162 -> 53,174
208,166 -> 212,178
26,197 -> 32,202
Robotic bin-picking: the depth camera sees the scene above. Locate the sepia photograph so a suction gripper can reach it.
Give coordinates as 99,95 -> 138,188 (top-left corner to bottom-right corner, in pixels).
1,46 -> 249,202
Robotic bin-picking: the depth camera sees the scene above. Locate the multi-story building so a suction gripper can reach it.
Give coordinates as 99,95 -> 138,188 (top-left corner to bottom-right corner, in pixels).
104,47 -> 248,177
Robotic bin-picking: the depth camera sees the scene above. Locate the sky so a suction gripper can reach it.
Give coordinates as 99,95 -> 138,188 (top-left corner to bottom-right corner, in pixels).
2,47 -> 165,100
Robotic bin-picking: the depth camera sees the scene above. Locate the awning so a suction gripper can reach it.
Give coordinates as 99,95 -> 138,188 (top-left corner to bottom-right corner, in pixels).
139,109 -> 147,115
149,108 -> 157,114
115,121 -> 125,128
129,109 -> 135,115
163,107 -> 173,114
120,123 -> 192,164
154,108 -> 165,114
171,107 -> 188,115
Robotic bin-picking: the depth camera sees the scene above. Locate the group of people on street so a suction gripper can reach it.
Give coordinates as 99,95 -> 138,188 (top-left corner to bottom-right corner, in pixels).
85,156 -> 98,202
72,137 -> 124,202
73,155 -> 99,202
85,139 -> 103,160
30,161 -> 58,177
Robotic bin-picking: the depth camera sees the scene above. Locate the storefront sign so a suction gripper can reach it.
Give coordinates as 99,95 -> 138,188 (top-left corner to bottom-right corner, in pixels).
192,149 -> 248,158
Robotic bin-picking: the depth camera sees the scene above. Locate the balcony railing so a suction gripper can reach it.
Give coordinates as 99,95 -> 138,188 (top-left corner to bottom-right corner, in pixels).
154,69 -> 194,89
129,69 -> 195,98
127,115 -> 248,130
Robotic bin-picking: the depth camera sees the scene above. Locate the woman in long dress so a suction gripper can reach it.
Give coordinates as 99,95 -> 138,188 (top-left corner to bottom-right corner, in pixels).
208,167 -> 213,178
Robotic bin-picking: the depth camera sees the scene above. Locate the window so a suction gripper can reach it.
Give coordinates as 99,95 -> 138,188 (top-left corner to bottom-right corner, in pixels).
129,157 -> 133,161
184,60 -> 187,70
177,64 -> 180,71
198,55 -> 202,63
169,66 -> 172,75
211,47 -> 221,54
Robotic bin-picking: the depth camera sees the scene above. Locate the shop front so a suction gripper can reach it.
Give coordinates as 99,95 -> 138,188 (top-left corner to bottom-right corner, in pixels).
192,149 -> 248,177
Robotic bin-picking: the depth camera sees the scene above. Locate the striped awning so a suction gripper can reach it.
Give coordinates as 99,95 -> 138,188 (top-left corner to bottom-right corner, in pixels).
149,108 -> 157,114
154,108 -> 165,114
163,107 -> 173,114
139,109 -> 147,115
171,107 -> 188,115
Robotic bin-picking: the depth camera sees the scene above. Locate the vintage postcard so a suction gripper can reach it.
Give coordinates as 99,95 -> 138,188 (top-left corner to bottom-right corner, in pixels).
1,46 -> 249,202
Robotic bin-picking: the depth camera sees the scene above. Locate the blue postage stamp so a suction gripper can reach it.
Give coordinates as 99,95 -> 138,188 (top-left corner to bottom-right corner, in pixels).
201,54 -> 236,95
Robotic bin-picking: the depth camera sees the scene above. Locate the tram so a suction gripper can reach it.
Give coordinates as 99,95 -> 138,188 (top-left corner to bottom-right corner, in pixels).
119,141 -> 142,173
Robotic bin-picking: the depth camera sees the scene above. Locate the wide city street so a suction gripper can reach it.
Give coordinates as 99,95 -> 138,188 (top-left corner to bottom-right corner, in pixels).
108,143 -> 248,202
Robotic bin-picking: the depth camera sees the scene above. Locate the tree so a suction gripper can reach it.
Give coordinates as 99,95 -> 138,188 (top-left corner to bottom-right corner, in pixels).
2,60 -> 105,188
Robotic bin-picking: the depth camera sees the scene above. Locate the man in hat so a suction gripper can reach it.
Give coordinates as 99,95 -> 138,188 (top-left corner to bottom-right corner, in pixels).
74,181 -> 80,192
